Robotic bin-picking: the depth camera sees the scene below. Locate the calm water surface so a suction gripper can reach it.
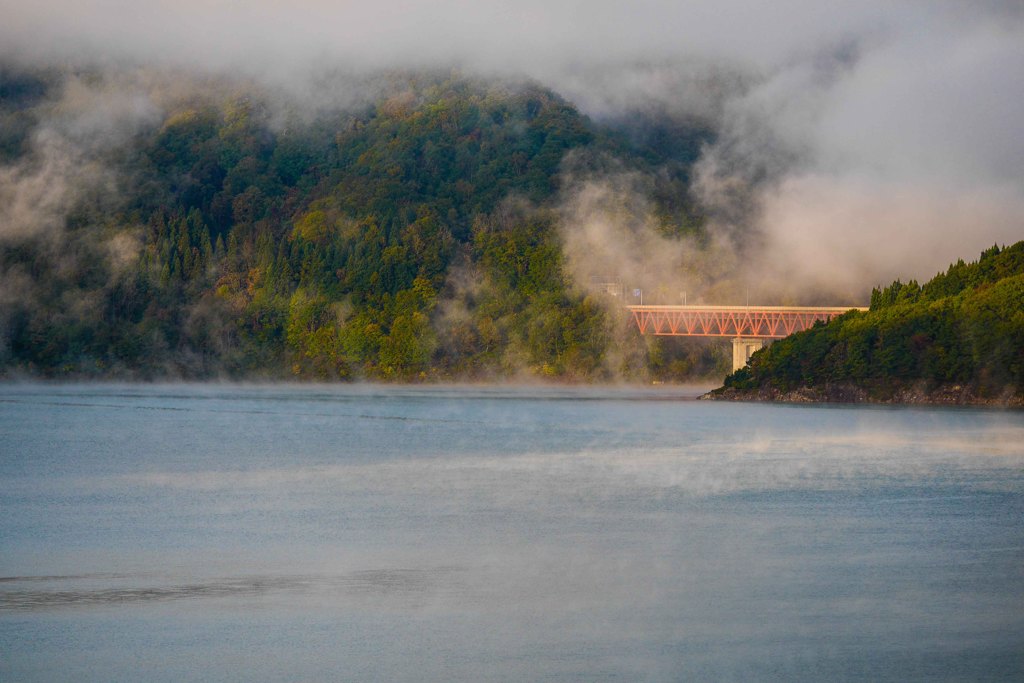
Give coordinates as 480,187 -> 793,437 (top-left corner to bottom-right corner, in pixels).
1,383 -> 1022,681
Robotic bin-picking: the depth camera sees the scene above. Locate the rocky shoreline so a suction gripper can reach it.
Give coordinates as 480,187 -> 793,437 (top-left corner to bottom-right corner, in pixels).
701,382 -> 1024,407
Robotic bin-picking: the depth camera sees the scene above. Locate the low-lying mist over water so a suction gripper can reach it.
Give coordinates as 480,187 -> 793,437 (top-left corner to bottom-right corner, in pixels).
2,383 -> 1022,680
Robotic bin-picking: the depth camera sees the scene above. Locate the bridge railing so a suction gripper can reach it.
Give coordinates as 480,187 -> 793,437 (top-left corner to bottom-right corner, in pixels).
627,305 -> 867,338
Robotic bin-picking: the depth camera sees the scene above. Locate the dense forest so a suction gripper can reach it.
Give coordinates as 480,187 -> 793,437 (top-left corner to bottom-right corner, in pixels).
0,66 -> 730,381
712,242 -> 1024,403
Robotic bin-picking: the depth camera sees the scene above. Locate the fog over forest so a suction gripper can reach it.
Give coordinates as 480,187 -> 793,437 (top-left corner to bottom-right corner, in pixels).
1,0 -> 1022,381
4,0 -> 1023,292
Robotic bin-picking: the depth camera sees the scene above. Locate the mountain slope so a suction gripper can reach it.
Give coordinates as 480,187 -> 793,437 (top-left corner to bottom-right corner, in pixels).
0,68 -> 724,380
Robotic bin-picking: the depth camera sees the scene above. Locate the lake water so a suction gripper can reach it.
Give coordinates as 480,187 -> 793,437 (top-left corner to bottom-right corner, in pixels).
1,383 -> 1022,681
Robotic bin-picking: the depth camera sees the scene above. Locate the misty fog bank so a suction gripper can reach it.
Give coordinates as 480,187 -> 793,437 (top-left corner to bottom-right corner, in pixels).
1,1 -> 1022,382
3,1 -> 1022,292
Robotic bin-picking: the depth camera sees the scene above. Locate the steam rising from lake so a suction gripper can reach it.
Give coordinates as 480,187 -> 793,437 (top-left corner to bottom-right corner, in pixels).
2,384 -> 1023,679
121,432 -> 1023,498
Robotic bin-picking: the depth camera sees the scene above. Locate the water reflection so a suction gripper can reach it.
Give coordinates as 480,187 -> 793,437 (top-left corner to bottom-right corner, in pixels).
0,568 -> 467,611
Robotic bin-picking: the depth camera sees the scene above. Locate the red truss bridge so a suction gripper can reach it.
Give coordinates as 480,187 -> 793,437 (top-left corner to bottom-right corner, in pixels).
627,305 -> 865,338
626,305 -> 868,370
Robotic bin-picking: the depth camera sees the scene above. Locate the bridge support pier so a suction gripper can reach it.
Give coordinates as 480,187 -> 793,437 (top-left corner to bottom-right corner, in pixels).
732,338 -> 765,372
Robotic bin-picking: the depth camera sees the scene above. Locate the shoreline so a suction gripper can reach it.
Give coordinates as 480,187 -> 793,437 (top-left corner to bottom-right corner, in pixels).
0,379 -> 719,402
702,383 -> 1024,408
4,376 -> 1020,407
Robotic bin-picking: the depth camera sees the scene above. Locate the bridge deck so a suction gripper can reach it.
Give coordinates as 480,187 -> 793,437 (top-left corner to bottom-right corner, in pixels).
627,305 -> 867,338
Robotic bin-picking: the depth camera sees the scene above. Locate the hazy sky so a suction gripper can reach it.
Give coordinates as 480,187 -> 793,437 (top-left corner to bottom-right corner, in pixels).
2,0 -> 1023,295
2,1 -> 1015,72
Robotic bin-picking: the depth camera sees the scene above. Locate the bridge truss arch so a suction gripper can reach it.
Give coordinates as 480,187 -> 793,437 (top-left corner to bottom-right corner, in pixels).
627,305 -> 867,371
627,305 -> 866,339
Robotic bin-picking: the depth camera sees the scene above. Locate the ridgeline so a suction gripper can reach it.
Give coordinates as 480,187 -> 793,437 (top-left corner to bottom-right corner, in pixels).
707,242 -> 1024,405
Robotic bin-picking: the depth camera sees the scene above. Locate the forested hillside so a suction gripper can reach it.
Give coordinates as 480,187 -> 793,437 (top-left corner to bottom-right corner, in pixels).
0,67 -> 726,380
711,242 -> 1024,404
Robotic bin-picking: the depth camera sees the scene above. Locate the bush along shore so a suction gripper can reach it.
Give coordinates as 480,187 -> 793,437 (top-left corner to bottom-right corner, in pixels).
704,382 -> 1024,407
704,242 -> 1024,407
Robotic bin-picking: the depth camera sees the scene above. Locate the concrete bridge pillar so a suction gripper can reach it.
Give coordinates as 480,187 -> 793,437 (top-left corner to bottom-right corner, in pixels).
732,338 -> 765,372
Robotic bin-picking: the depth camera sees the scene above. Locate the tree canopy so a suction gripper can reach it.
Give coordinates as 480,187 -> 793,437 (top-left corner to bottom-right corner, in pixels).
0,70 -> 721,381
719,242 -> 1024,401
